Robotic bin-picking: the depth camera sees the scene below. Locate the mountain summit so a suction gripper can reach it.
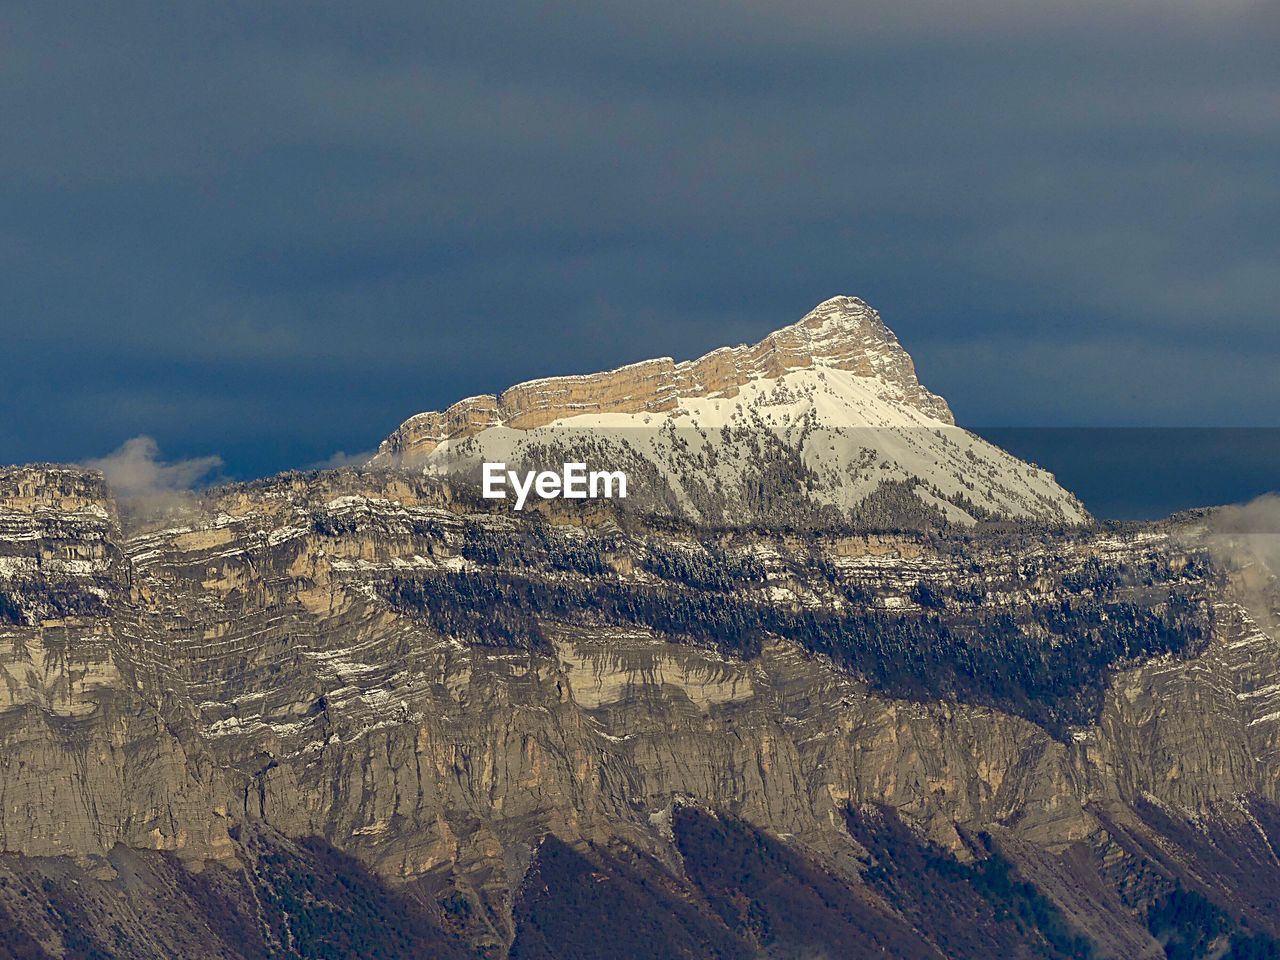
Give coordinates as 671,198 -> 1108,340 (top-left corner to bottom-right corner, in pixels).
371,298 -> 1088,526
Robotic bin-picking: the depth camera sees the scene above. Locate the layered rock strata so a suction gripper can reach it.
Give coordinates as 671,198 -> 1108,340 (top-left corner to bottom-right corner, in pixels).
1,465 -> 1277,955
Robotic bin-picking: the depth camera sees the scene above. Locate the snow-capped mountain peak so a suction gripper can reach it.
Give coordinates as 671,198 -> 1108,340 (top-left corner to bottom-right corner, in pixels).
369,298 -> 1088,527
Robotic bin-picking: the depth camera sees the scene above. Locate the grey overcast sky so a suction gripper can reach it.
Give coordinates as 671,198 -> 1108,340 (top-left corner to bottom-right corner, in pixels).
3,0 -> 1278,479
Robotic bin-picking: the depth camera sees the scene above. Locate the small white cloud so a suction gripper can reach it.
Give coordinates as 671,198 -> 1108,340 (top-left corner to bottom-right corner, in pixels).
307,449 -> 377,470
1204,493 -> 1280,579
84,436 -> 223,521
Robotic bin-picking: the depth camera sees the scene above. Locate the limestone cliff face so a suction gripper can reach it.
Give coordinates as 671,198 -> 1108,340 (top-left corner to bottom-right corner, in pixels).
0,467 -> 233,866
371,296 -> 953,466
1,464 -> 1276,956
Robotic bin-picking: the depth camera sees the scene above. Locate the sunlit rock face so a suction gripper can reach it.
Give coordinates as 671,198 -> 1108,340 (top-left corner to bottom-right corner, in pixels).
372,297 -> 1090,527
0,467 -> 234,864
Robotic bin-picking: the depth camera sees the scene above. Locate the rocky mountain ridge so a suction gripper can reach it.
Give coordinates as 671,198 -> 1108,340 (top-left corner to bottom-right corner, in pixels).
1,463 -> 1278,958
372,296 -> 952,466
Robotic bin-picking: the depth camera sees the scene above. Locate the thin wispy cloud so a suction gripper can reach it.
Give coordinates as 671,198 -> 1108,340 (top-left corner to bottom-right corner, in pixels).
307,449 -> 379,470
1206,493 -> 1280,574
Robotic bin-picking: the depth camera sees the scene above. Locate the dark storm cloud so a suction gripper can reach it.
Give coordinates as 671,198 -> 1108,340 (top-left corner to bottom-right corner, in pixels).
2,0 -> 1277,476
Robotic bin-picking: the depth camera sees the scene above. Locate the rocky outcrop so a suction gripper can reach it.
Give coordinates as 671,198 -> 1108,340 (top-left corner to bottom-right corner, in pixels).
0,466 -> 234,868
